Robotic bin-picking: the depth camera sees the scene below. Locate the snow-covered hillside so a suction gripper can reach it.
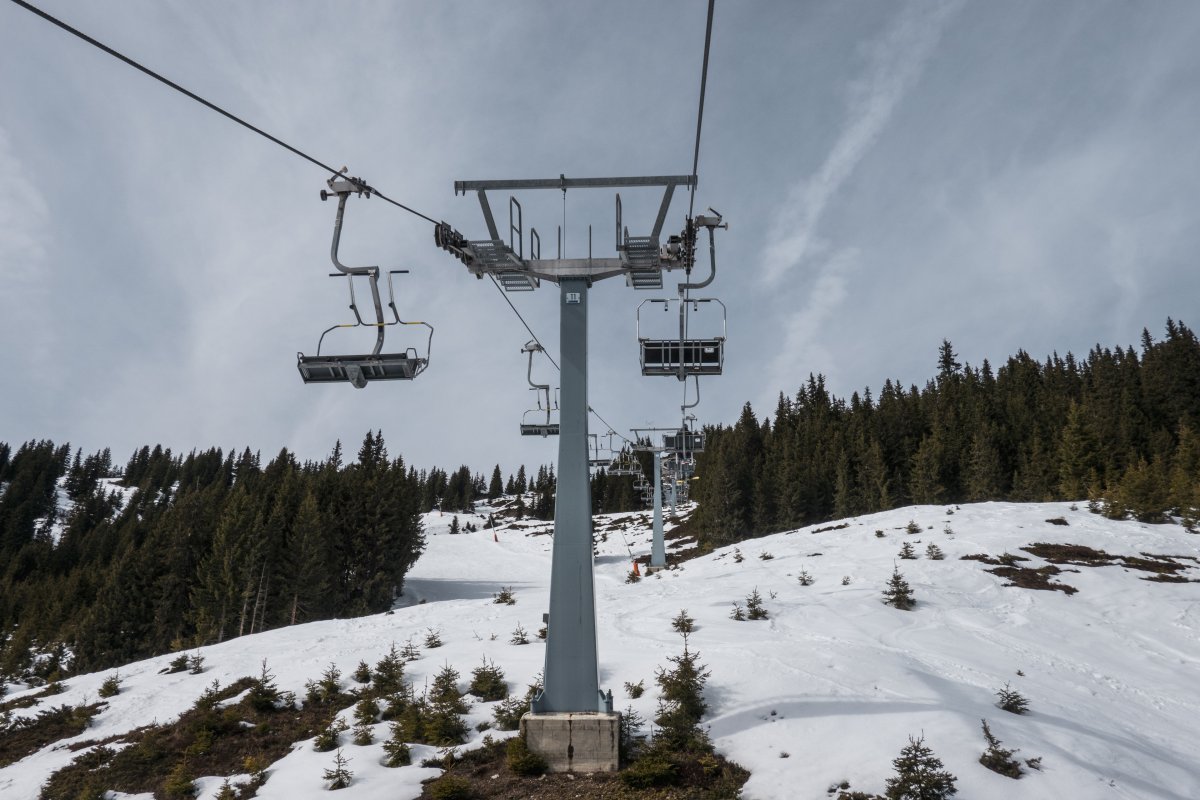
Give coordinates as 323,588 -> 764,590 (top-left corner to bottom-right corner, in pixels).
3,501 -> 1199,799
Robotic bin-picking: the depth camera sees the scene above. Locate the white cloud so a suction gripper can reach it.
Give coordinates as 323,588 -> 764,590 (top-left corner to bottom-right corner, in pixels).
763,247 -> 858,404
761,0 -> 963,285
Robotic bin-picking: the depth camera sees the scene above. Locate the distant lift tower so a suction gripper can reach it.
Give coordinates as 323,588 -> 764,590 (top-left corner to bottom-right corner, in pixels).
436,173 -> 706,768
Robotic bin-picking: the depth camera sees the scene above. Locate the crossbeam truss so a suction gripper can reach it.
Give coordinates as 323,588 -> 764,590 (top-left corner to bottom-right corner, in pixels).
437,174 -> 697,286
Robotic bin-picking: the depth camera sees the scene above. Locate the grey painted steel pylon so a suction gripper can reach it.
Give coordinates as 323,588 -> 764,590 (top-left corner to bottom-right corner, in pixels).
438,174 -> 698,715
651,450 -> 666,568
533,278 -> 607,712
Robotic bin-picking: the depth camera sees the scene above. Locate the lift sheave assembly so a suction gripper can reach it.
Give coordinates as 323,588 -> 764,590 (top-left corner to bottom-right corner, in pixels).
297,174 -> 433,389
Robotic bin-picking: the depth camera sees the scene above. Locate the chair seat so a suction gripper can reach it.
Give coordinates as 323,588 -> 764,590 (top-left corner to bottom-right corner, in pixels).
298,352 -> 427,385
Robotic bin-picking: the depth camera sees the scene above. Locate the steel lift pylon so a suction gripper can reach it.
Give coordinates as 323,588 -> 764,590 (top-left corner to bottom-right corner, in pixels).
436,174 -> 703,719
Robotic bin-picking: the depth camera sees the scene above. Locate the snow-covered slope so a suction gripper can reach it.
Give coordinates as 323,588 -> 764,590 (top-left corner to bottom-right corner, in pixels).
3,501 -> 1199,799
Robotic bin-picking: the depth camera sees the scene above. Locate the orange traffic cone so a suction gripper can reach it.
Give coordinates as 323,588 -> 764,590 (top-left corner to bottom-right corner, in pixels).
632,560 -> 640,576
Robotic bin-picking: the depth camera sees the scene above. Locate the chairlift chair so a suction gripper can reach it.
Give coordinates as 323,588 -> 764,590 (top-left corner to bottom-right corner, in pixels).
297,175 -> 433,388
637,298 -> 726,378
519,340 -> 559,437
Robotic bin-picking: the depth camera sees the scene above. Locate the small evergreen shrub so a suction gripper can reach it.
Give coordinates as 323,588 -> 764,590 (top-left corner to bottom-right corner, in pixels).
626,568 -> 641,583
978,718 -> 1022,778
352,660 -> 371,684
996,683 -> 1029,714
506,735 -> 547,776
467,658 -> 507,702
671,609 -> 695,634
619,704 -> 647,762
400,639 -> 421,662
166,655 -> 190,674
373,645 -> 406,696
882,566 -> 915,610
188,653 -> 205,674
353,697 -> 379,725
798,569 -> 814,586
323,748 -> 353,789
313,717 -> 349,752
492,695 -> 527,730
624,679 -> 645,699
884,735 -> 957,799
745,589 -> 769,620
98,674 -> 121,698
906,520 -> 921,534
352,721 -> 373,746
429,775 -> 472,800
382,724 -> 412,766
510,624 -> 530,645
424,628 -> 444,648
247,660 -> 281,712
493,586 -> 516,605
162,759 -> 195,798
733,548 -> 744,563
729,603 -> 745,621
842,576 -> 851,585
876,530 -> 886,538
621,754 -> 677,788
759,551 -> 774,561
898,542 -> 918,560
926,543 -> 945,560
431,665 -> 469,714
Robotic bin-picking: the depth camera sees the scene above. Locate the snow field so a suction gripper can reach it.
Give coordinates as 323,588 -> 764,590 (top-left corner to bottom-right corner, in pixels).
2,500 -> 1198,799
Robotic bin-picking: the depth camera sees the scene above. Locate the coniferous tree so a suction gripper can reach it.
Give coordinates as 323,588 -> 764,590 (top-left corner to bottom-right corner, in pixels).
487,465 -> 504,500
884,735 -> 957,800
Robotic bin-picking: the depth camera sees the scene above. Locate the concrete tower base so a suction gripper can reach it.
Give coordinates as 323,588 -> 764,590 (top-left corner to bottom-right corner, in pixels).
520,711 -> 620,773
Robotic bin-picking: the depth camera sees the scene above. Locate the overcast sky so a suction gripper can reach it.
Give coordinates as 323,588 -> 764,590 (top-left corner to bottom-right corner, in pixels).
3,0 -> 1199,475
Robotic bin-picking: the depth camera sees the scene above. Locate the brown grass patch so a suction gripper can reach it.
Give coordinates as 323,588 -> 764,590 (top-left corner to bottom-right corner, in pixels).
39,677 -> 356,800
0,702 -> 106,768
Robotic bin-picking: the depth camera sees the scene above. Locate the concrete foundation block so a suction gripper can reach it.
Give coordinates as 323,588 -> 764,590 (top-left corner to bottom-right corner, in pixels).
520,711 -> 620,773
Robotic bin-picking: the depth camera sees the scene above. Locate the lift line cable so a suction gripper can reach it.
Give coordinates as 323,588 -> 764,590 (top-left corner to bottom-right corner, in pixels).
486,278 -> 636,450
11,0 -> 650,448
8,0 -> 439,226
681,0 -> 716,413
686,0 -> 716,223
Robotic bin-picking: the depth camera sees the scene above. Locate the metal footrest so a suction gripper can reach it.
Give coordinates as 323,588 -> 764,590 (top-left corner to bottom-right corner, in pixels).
521,423 -> 560,437
640,339 -> 724,376
298,352 -> 427,387
468,239 -> 524,270
499,271 -> 538,291
626,269 -> 663,290
623,235 -> 659,269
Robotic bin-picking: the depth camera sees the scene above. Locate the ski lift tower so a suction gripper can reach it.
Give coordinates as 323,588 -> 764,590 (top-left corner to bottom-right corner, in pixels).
436,173 -> 708,771
630,428 -> 684,570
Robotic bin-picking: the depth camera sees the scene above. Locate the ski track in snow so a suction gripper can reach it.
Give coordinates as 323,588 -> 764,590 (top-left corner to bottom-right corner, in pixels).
2,501 -> 1199,799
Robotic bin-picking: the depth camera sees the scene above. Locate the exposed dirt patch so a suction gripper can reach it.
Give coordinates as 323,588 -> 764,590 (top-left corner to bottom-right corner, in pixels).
1022,543 -> 1197,578
960,553 -> 1030,566
417,737 -> 749,800
808,522 -> 850,534
1045,517 -> 1069,526
986,564 -> 1079,595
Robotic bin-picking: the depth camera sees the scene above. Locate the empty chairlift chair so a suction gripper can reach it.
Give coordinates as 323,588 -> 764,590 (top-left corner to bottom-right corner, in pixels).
637,298 -> 726,378
297,175 -> 433,388
519,340 -> 559,437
